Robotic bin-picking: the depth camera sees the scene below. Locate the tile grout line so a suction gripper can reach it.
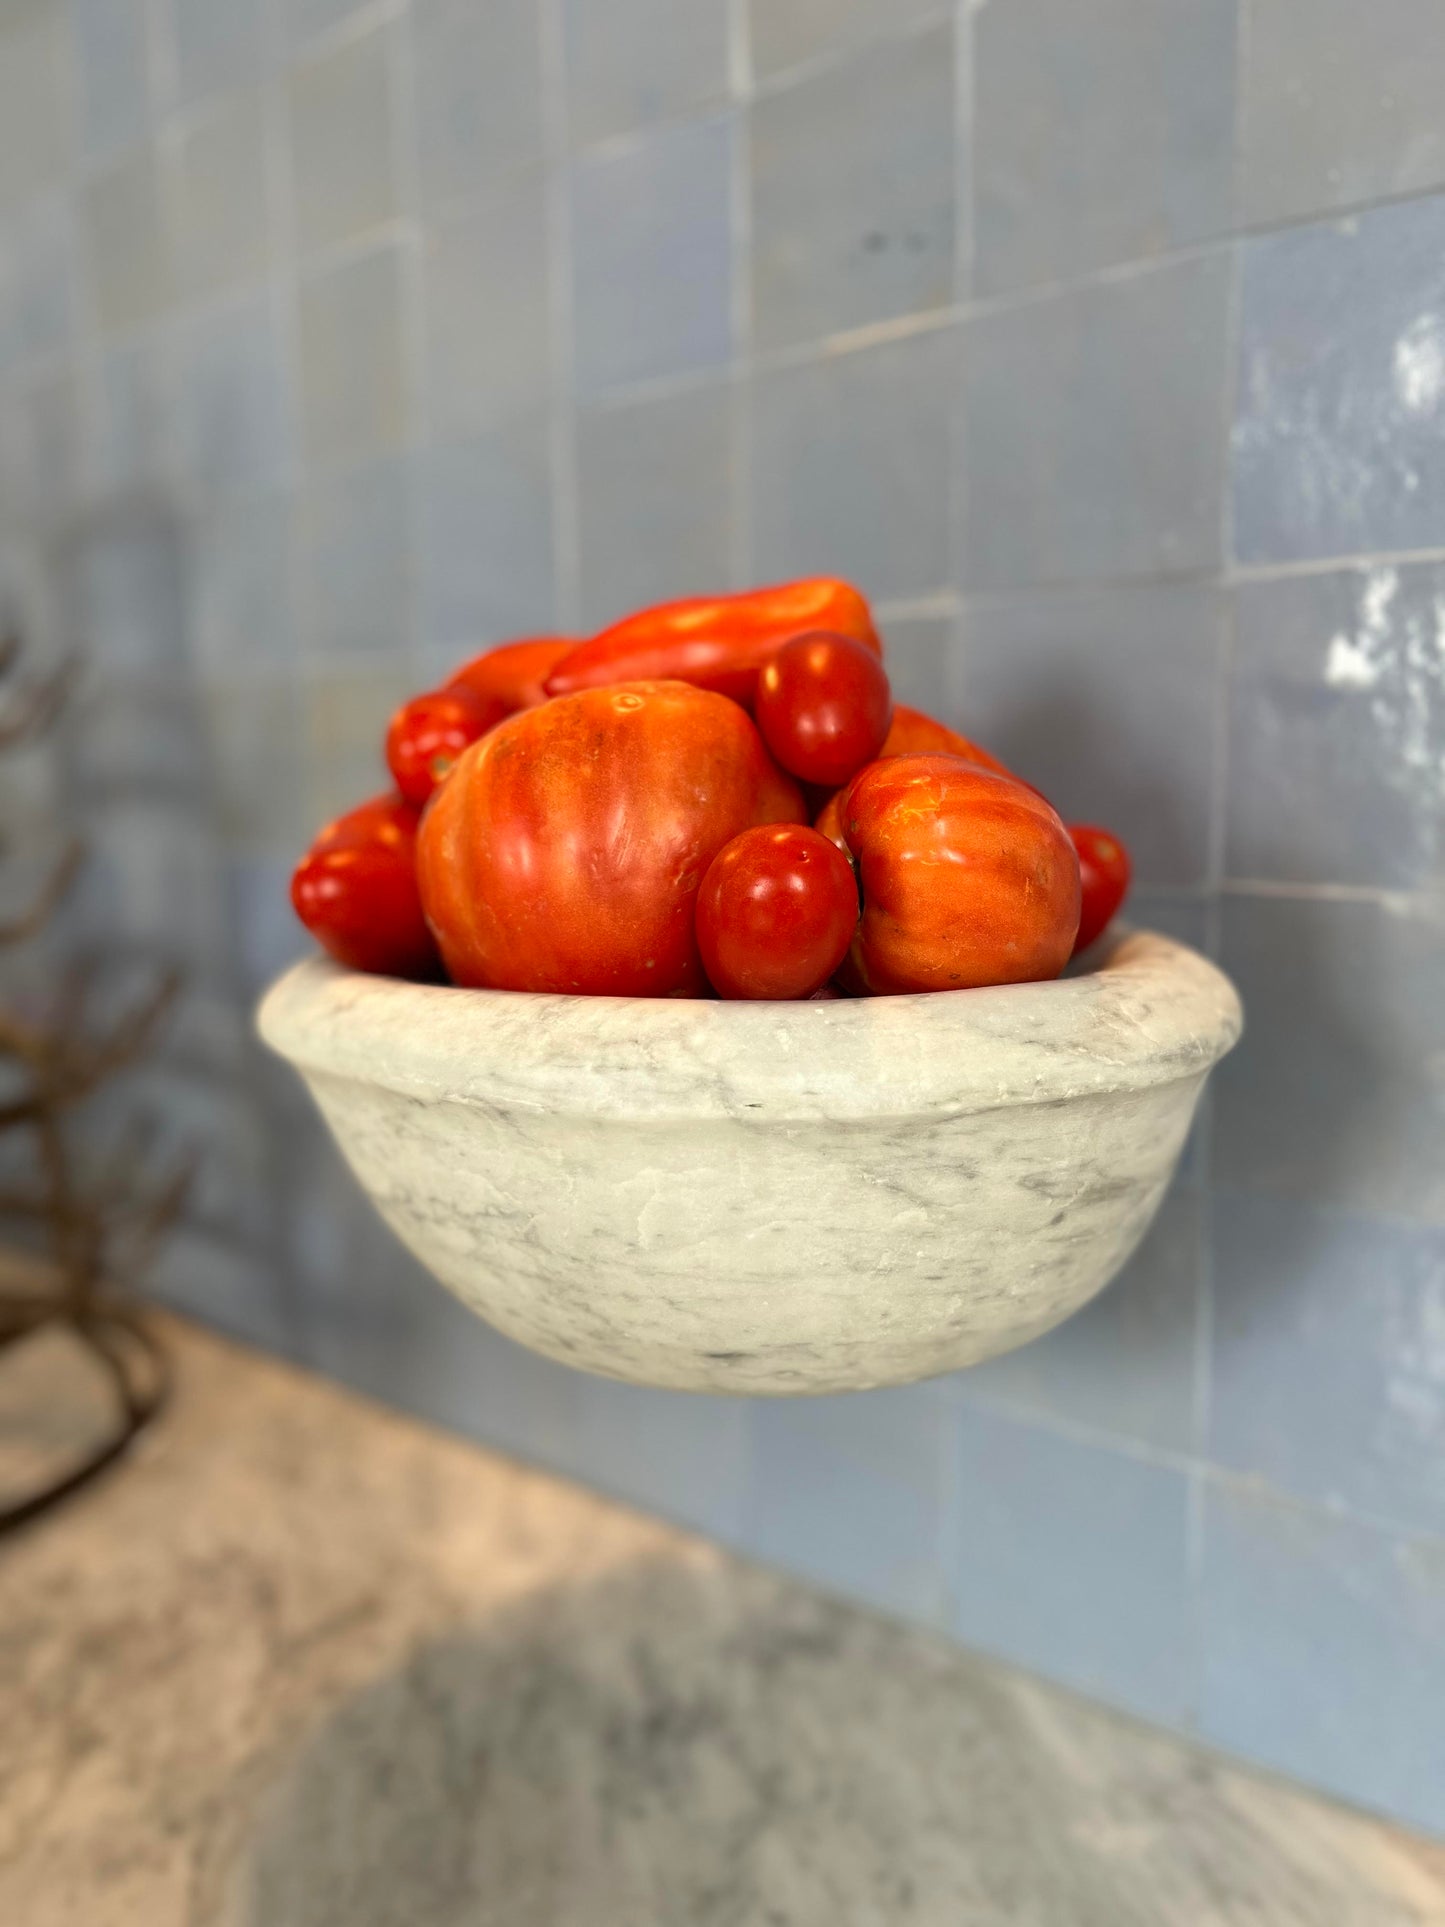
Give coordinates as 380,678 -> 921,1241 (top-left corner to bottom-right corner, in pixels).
726,0 -> 753,590
260,0 -> 314,716
748,3 -> 957,107
947,0 -> 976,712
388,0 -> 425,678
957,1385 -> 1445,1556
537,0 -> 581,631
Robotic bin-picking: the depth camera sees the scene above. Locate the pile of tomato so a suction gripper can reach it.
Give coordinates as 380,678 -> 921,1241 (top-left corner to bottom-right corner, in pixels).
290,578 -> 1131,1001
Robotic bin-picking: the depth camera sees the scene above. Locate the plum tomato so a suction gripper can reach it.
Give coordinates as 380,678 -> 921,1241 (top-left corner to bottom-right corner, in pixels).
448,637 -> 575,713
755,631 -> 892,788
881,705 -> 1014,778
840,755 -> 1080,994
385,684 -> 508,807
696,823 -> 859,1001
290,791 -> 438,980
1069,824 -> 1132,954
812,786 -> 847,853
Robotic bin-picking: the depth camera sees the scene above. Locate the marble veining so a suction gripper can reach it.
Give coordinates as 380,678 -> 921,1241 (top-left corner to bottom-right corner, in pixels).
258,930 -> 1243,1394
4,1318 -> 1442,1927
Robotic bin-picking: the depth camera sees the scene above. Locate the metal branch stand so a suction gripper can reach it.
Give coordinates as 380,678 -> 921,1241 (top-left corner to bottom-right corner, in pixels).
0,634 -> 187,1534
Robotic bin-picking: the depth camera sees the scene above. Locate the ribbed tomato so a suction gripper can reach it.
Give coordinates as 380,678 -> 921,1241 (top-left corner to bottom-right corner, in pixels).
447,637 -> 575,712
839,754 -> 1079,994
418,681 -> 806,996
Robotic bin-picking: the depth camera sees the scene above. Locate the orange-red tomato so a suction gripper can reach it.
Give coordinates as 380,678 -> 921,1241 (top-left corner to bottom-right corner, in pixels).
696,824 -> 859,1001
448,637 -> 575,712
385,684 -> 508,806
544,579 -> 881,705
839,755 -> 1080,994
881,704 -> 1014,778
290,792 -> 437,980
755,631 -> 892,788
813,787 -> 848,853
1070,824 -> 1132,954
811,706 -> 1019,851
418,681 -> 806,996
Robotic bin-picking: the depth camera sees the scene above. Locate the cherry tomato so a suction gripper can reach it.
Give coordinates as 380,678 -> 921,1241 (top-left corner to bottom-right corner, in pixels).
418,682 -> 806,996
290,792 -> 438,980
1069,824 -> 1132,954
386,685 -> 508,806
840,755 -> 1079,994
448,637 -> 575,713
696,824 -> 859,1001
755,631 -> 892,788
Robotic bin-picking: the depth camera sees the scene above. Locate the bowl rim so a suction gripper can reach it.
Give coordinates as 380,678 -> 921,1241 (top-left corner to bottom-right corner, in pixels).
258,927 -> 1243,1124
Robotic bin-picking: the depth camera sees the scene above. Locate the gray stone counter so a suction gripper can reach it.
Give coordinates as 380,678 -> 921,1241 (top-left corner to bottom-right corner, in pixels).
4,1316 -> 1442,1925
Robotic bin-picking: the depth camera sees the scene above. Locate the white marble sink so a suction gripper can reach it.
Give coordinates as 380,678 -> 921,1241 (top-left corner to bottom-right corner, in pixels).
258,929 -> 1241,1395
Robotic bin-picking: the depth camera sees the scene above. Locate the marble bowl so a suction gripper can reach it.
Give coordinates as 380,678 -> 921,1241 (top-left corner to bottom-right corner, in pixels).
258,929 -> 1241,1396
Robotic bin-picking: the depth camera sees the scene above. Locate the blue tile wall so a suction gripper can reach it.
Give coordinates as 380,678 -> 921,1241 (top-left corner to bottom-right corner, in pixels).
416,417 -> 556,659
571,114 -> 734,396
174,87 -> 272,303
0,195 -> 76,375
298,243 -> 410,468
749,23 -> 955,352
1232,195 -> 1445,564
962,253 -> 1232,589
409,0 -> 545,205
1238,0 -> 1445,228
744,1384 -> 952,1623
71,0 -> 151,160
959,582 -> 1225,887
749,324 -> 956,602
171,0 -> 265,105
949,1403 -> 1196,1729
191,494 -> 297,675
5,0 -> 1441,1835
300,456 -> 413,660
1227,564 -> 1445,890
1215,893 -> 1445,1224
287,20 -> 400,255
563,0 -> 730,148
175,292 -> 294,501
1209,1192 -> 1445,1539
748,0 -> 942,83
973,0 -> 1235,296
1200,1481 -> 1445,1837
84,146 -> 173,333
576,381 -> 733,629
960,1181 -> 1204,1458
422,170 -> 552,437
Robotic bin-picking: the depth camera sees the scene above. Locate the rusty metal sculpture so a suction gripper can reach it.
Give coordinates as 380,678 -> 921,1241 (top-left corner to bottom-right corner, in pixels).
0,632 -> 188,1532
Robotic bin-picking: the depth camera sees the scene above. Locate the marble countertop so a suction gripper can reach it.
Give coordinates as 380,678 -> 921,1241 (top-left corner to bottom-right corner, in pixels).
4,1316 -> 1443,1926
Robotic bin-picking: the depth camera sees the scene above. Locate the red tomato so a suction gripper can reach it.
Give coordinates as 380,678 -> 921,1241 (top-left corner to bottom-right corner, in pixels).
755,631 -> 893,788
808,708 -> 1032,852
840,755 -> 1080,994
1069,824 -> 1132,954
881,705 -> 1014,778
418,682 -> 807,996
386,684 -> 508,806
812,786 -> 848,853
448,637 -> 575,713
290,792 -> 438,980
696,824 -> 859,1001
545,579 -> 880,705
